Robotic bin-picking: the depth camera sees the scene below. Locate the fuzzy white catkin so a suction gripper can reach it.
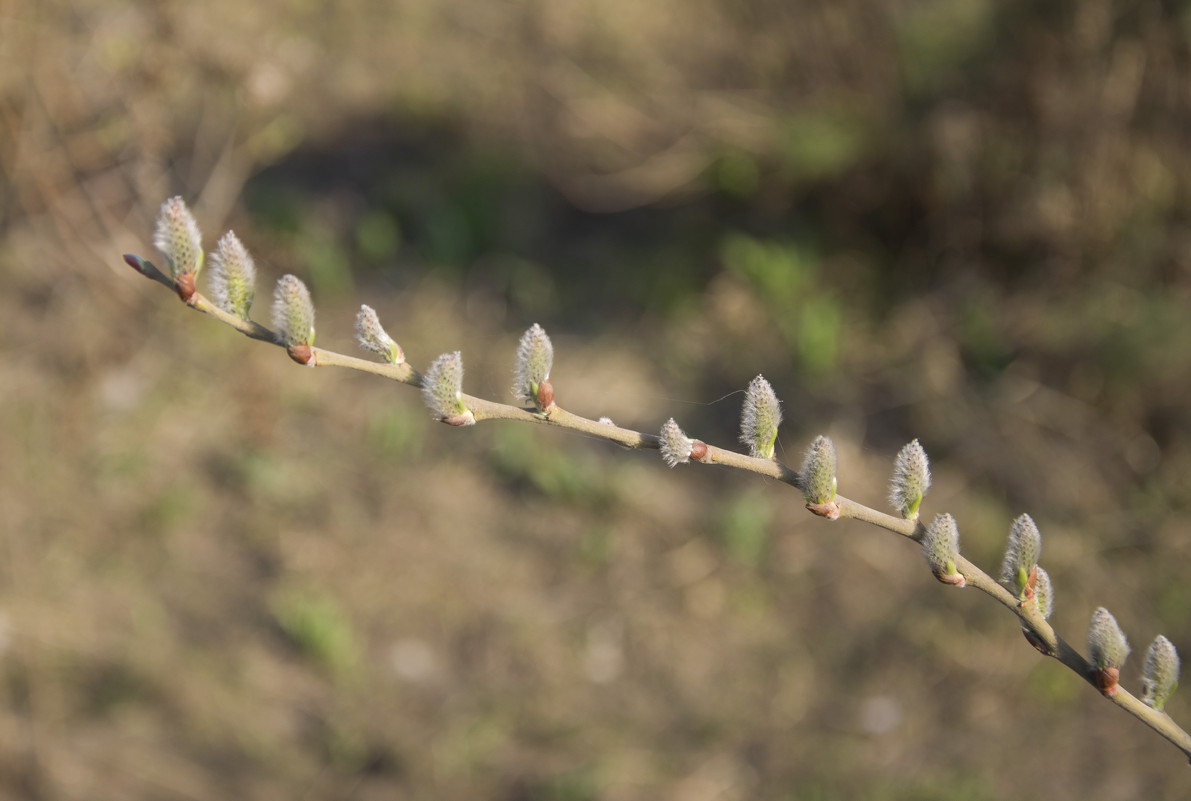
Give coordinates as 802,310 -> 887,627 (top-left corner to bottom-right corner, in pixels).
800,435 -> 837,505
740,375 -> 782,459
512,324 -> 553,405
209,231 -> 256,319
889,439 -> 930,519
270,274 -> 315,347
921,513 -> 961,583
1033,567 -> 1053,619
153,196 -> 203,279
659,418 -> 694,467
354,305 -> 402,363
1087,607 -> 1130,670
422,351 -> 466,419
1142,635 -> 1180,711
1000,513 -> 1042,597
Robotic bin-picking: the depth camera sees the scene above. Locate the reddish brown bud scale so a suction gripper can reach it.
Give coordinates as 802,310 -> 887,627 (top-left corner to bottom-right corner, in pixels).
934,570 -> 966,588
536,378 -> 555,411
442,412 -> 476,426
690,440 -> 708,461
806,501 -> 840,520
174,272 -> 196,302
1094,666 -> 1121,696
1022,564 -> 1038,600
286,344 -> 315,365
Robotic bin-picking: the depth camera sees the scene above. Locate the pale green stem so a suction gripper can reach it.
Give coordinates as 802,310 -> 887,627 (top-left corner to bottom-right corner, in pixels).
311,348 -> 421,385
186,294 -> 275,342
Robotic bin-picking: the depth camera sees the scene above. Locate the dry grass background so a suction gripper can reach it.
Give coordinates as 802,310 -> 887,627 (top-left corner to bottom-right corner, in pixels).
3,0 -> 1191,798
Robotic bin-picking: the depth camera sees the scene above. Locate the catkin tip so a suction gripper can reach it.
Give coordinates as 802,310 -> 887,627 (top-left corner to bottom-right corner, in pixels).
512,323 -> 555,410
271,274 -> 315,347
659,418 -> 694,467
209,230 -> 256,320
423,351 -> 471,423
355,305 -> 404,363
1087,607 -> 1130,695
889,439 -> 931,520
740,375 -> 782,459
153,196 -> 204,282
800,435 -> 837,507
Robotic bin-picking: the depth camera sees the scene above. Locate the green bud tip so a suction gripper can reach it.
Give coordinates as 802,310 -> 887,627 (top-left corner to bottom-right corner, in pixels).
922,513 -> 964,587
354,305 -> 404,364
423,351 -> 473,425
513,323 -> 555,411
153,196 -> 204,281
740,374 -> 782,459
270,274 -> 315,349
659,418 -> 694,467
800,435 -> 838,514
209,230 -> 256,320
999,513 -> 1042,601
1142,635 -> 1179,712
889,439 -> 931,520
1088,606 -> 1130,695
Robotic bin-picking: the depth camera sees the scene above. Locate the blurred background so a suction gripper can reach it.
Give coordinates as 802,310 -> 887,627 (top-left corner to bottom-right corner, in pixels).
2,0 -> 1191,798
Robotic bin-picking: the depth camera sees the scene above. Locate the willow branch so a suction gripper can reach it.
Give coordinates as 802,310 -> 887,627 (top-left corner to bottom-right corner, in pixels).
124,248 -> 1191,763
835,494 -> 1191,760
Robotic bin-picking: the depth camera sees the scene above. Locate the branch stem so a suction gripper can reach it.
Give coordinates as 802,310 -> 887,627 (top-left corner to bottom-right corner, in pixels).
126,250 -> 1191,763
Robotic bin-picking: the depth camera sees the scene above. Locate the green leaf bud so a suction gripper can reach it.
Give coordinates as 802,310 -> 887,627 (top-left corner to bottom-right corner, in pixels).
354,305 -> 404,364
1088,606 -> 1130,696
153,196 -> 204,299
659,418 -> 694,467
922,513 -> 964,587
512,323 -> 555,411
801,435 -> 838,514
1141,635 -> 1180,712
740,375 -> 782,459
271,274 -> 315,349
999,513 -> 1042,601
889,439 -> 931,520
208,231 -> 256,320
422,351 -> 473,425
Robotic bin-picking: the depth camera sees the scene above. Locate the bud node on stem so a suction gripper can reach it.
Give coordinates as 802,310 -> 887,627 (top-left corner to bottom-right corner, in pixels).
175,273 -> 197,302
535,378 -> 555,412
286,344 -> 315,366
806,501 -> 840,520
935,571 -> 966,587
1093,666 -> 1121,697
1022,627 -> 1052,656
